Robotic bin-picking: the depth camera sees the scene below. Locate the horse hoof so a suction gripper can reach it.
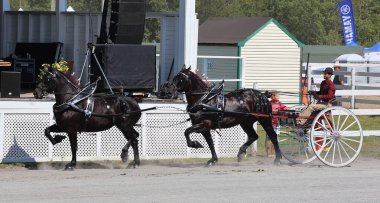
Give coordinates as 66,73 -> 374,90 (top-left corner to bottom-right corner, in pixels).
274,159 -> 281,165
64,164 -> 75,171
191,141 -> 204,149
237,152 -> 246,162
120,153 -> 129,163
54,135 -> 66,144
126,163 -> 137,169
205,160 -> 217,167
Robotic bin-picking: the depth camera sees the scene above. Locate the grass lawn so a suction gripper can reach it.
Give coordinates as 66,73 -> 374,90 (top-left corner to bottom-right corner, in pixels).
255,115 -> 380,159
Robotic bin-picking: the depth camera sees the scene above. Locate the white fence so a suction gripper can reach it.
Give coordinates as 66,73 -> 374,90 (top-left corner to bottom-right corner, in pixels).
0,101 -> 247,163
308,63 -> 380,110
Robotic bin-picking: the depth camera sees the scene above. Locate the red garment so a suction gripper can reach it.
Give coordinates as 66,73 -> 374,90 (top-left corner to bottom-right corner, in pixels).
314,79 -> 336,102
271,99 -> 287,126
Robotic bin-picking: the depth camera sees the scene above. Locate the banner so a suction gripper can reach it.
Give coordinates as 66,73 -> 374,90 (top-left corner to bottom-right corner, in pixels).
338,0 -> 357,45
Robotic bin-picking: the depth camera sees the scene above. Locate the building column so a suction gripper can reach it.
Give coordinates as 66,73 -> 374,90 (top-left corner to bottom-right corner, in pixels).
0,0 -> 10,57
177,0 -> 198,73
55,0 -> 66,43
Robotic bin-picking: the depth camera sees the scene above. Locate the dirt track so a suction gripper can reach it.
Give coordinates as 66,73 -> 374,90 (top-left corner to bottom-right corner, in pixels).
1,157 -> 380,203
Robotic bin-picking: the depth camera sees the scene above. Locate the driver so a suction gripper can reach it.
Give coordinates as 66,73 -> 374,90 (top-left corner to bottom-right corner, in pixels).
297,67 -> 336,126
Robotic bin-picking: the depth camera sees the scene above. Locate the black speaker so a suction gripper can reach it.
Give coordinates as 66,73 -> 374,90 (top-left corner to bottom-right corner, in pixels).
1,71 -> 21,98
109,0 -> 146,44
90,44 -> 156,91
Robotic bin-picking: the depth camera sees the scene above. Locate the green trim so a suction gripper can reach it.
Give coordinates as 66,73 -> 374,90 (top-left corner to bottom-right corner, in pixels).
237,18 -> 304,47
237,46 -> 241,89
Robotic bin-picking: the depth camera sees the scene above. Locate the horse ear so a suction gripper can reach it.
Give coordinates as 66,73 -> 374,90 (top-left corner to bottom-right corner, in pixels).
181,64 -> 186,71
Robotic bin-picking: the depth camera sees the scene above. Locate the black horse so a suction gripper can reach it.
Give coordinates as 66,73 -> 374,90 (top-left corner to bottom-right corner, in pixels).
35,68 -> 142,169
173,66 -> 281,166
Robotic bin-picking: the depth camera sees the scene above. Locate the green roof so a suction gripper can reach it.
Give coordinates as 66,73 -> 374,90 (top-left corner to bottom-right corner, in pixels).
238,18 -> 304,47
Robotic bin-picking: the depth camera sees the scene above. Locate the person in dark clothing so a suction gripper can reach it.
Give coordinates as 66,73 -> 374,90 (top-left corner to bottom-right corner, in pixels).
333,65 -> 343,106
297,67 -> 336,126
333,65 -> 344,85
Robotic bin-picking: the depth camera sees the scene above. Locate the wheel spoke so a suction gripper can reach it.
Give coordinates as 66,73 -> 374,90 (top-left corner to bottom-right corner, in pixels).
323,139 -> 334,160
337,141 -> 343,164
339,141 -> 351,160
336,109 -> 342,131
342,120 -> 358,132
338,142 -> 351,159
323,114 -> 334,131
340,139 -> 358,153
332,142 -> 337,164
339,114 -> 350,132
341,136 -> 361,143
316,121 -> 332,133
331,113 -> 336,131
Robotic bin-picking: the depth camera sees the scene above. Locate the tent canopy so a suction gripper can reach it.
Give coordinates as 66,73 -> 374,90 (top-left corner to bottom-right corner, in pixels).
364,42 -> 380,52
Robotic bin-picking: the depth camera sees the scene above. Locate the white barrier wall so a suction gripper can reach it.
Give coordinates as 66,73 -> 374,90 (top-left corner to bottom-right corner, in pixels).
0,101 -> 246,163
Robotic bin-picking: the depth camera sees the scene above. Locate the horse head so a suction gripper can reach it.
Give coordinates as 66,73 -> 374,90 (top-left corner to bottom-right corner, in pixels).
173,65 -> 208,93
38,68 -> 79,96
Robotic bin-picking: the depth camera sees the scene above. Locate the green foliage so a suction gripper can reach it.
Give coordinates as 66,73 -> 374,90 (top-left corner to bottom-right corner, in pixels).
8,0 -> 380,46
38,59 -> 72,82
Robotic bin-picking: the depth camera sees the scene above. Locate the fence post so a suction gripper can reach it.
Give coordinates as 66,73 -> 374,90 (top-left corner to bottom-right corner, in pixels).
203,58 -> 208,77
351,67 -> 356,108
141,112 -> 147,158
0,113 -> 4,161
240,58 -> 245,88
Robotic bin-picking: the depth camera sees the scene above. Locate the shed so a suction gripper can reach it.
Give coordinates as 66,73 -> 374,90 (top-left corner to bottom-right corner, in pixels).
198,17 -> 304,104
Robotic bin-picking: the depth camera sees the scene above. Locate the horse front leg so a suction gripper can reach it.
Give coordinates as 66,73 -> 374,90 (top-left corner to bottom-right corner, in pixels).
65,132 -> 78,170
120,140 -> 131,163
127,138 -> 140,169
201,131 -> 218,166
185,124 -> 205,149
119,126 -> 140,169
44,124 -> 66,145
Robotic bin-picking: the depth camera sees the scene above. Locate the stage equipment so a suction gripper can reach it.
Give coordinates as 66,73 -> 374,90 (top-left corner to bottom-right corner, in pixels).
1,71 -> 21,98
90,44 -> 156,91
109,0 -> 146,44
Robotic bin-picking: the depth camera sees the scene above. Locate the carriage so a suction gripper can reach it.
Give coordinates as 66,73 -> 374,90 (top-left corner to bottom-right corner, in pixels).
268,105 -> 363,167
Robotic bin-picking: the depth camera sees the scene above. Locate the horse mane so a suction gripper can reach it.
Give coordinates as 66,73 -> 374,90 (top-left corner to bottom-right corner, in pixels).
187,70 -> 209,90
55,70 -> 80,88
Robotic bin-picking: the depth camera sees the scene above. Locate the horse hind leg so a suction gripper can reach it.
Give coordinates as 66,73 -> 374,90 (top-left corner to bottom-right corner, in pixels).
238,120 -> 259,162
44,124 -> 66,145
259,118 -> 282,164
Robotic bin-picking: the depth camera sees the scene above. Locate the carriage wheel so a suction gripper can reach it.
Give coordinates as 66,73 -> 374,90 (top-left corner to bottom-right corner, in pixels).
278,127 -> 317,164
310,106 -> 363,167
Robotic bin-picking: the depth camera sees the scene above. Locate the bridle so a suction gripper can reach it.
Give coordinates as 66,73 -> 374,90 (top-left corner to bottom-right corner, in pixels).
44,71 -> 80,95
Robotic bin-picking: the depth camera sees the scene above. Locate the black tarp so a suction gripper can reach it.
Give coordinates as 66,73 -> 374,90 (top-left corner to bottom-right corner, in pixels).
91,44 -> 156,91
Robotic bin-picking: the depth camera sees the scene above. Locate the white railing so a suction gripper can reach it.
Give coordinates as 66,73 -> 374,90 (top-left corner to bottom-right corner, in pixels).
0,100 -> 247,163
197,55 -> 245,88
308,63 -> 380,110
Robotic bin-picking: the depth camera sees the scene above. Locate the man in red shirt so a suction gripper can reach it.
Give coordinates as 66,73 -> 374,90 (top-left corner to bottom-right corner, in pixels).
297,67 -> 336,126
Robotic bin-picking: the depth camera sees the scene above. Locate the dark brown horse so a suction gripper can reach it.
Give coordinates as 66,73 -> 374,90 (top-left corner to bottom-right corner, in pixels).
36,68 -> 142,169
173,66 -> 281,166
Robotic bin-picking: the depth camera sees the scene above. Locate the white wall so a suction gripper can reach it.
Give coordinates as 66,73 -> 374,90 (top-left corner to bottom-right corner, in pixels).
241,22 -> 301,104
